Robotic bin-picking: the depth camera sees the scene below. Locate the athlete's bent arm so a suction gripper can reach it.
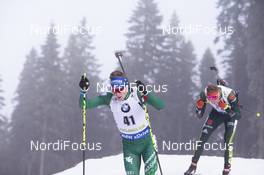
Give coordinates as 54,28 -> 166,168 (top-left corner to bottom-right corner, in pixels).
144,92 -> 165,110
79,92 -> 112,109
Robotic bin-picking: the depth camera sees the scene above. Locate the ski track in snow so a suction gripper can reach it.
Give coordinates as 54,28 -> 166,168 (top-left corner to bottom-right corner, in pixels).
55,154 -> 264,175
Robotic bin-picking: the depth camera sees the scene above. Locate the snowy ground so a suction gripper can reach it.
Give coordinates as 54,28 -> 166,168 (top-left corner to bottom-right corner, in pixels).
55,154 -> 264,175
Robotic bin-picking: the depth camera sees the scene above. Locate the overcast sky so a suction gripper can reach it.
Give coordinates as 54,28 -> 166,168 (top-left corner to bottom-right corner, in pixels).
0,0 -> 220,118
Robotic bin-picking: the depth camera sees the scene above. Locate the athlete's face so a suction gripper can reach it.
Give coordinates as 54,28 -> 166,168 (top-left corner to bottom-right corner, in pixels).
207,91 -> 221,104
112,87 -> 128,101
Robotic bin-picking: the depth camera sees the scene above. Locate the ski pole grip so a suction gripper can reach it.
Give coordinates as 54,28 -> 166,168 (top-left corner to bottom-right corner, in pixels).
115,51 -> 123,58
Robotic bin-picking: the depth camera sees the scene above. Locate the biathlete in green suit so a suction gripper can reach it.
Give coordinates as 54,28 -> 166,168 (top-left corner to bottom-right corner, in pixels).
79,70 -> 165,175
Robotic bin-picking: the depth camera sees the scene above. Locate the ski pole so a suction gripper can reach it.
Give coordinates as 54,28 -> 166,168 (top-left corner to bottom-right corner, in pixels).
114,51 -> 163,175
209,66 -> 229,86
81,73 -> 87,175
144,108 -> 163,175
115,51 -> 126,73
115,51 -> 129,82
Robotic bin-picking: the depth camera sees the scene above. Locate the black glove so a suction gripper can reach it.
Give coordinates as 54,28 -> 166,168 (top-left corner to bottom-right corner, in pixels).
195,108 -> 204,119
226,108 -> 237,118
217,78 -> 228,86
135,80 -> 147,95
195,104 -> 206,119
79,74 -> 90,92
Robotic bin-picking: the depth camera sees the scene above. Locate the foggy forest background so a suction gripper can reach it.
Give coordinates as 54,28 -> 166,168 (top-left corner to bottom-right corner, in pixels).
0,0 -> 263,174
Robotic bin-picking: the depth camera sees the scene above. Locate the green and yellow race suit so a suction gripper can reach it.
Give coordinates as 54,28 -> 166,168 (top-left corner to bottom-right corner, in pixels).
79,87 -> 165,175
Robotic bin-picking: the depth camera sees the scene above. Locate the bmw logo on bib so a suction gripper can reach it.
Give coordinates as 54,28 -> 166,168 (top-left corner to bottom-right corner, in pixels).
121,103 -> 130,113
